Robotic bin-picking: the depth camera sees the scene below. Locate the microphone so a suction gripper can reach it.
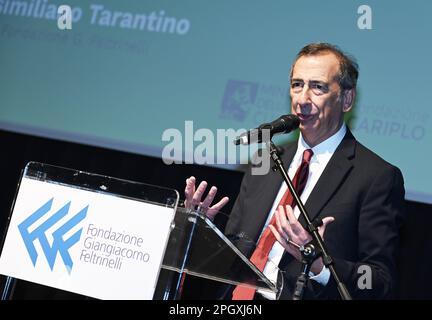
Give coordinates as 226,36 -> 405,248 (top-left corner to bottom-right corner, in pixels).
234,114 -> 300,145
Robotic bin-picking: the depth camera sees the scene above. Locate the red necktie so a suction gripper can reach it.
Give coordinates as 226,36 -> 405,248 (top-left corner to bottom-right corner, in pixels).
232,149 -> 314,300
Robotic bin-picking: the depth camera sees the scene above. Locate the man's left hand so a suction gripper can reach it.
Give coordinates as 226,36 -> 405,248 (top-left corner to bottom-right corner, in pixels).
269,205 -> 335,275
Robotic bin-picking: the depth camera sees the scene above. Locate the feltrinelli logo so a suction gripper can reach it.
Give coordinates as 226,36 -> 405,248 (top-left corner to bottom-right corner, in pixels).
18,198 -> 88,274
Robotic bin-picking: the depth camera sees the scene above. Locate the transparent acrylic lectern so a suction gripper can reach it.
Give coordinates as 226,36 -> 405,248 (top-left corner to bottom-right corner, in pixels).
0,162 -> 277,300
157,207 -> 278,300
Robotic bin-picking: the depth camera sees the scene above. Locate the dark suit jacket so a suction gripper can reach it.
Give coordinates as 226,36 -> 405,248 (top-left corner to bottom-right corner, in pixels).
224,129 -> 406,299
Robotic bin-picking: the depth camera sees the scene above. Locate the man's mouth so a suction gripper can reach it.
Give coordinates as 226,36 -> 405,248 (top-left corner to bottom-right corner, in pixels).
297,114 -> 315,122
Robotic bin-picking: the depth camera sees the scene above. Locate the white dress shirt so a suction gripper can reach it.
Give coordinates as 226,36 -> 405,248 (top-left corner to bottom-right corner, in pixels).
258,123 -> 347,299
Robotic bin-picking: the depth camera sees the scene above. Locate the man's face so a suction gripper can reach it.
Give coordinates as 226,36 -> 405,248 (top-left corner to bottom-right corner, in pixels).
290,52 -> 353,147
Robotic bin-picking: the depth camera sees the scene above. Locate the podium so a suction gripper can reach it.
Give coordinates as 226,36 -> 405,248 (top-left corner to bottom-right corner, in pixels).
157,207 -> 278,299
0,162 -> 277,300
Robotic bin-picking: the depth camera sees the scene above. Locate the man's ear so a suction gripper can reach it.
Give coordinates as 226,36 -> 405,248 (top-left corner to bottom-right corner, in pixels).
342,88 -> 355,112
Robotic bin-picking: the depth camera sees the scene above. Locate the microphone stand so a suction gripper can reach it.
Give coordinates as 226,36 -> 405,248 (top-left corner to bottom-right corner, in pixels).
265,140 -> 352,300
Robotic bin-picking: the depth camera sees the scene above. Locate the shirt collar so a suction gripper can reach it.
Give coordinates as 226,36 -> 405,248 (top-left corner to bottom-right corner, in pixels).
297,123 -> 347,163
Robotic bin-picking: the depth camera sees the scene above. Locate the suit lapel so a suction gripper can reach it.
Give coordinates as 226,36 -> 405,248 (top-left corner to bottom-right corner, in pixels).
260,143 -> 298,203
280,143 -> 298,176
301,130 -> 356,223
248,143 -> 298,240
279,130 -> 356,269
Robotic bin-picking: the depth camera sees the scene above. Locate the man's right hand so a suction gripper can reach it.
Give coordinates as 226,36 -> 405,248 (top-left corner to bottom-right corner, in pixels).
184,176 -> 229,220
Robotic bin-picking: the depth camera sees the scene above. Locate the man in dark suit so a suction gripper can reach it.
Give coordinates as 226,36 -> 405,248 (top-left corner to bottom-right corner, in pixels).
184,43 -> 405,299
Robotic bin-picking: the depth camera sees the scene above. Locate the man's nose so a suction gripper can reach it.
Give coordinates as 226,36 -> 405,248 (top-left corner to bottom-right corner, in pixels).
298,86 -> 312,105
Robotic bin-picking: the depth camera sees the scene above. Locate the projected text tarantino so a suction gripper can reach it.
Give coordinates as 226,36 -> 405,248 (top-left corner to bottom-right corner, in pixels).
0,0 -> 191,35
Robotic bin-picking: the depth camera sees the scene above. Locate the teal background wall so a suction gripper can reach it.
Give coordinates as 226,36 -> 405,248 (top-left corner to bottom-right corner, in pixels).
1,0 -> 431,202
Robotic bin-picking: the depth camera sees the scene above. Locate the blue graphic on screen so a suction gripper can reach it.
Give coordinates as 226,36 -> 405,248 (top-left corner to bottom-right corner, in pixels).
18,198 -> 88,274
220,80 -> 259,122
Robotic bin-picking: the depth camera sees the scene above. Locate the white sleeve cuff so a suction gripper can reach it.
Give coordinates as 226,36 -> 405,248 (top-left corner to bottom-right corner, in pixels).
309,266 -> 330,286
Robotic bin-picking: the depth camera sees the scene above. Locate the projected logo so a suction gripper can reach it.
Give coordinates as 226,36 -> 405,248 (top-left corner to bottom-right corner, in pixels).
220,79 -> 289,126
220,80 -> 259,122
18,198 -> 88,274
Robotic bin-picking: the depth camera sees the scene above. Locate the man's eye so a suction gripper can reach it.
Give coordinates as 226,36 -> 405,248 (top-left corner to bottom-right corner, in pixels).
310,83 -> 328,94
291,82 -> 303,88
